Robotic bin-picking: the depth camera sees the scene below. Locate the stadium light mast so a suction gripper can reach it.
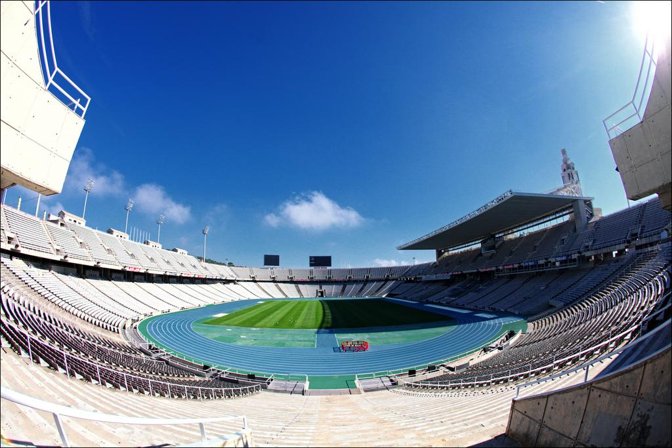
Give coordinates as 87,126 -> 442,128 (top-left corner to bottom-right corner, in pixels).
124,199 -> 134,234
35,193 -> 41,217
82,178 -> 94,219
202,226 -> 209,262
156,214 -> 165,244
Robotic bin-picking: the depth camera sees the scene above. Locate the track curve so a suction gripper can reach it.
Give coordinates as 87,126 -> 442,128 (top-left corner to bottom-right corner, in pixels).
139,298 -> 525,376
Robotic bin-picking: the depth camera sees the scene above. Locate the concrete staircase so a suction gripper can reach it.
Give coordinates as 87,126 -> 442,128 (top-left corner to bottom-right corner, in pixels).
0,348 -> 615,447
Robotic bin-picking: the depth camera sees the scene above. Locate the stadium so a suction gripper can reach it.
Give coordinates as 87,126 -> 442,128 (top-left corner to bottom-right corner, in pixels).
1,1 -> 671,447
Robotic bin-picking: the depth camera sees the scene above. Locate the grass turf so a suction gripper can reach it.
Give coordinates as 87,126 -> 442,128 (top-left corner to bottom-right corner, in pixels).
335,324 -> 457,346
192,325 -> 317,347
201,298 -> 451,329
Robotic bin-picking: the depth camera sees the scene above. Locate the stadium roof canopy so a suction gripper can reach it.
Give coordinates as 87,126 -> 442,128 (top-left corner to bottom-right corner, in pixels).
398,190 -> 593,251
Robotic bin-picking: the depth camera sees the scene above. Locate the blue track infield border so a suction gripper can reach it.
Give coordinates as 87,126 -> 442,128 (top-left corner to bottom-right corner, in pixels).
137,297 -> 526,383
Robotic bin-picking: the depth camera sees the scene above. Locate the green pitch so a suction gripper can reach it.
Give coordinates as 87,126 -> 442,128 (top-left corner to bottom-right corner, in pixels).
201,298 -> 450,329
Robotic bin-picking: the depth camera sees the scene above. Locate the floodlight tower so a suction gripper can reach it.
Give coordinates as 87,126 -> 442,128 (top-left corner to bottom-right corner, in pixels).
124,199 -> 134,233
82,178 -> 94,219
156,214 -> 165,243
35,193 -> 41,217
202,226 -> 209,262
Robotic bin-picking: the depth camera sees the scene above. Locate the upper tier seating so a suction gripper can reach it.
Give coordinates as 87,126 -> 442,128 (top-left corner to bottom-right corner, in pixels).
1,207 -> 10,245
66,223 -> 121,267
119,238 -> 161,271
1,200 -> 669,281
2,207 -> 56,255
95,231 -> 142,267
44,222 -> 94,263
589,204 -> 645,250
391,251 -> 650,317
640,201 -> 672,238
406,245 -> 670,389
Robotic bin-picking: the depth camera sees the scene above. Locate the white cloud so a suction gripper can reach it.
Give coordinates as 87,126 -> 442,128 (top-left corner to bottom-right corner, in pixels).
204,203 -> 230,230
132,183 -> 191,224
65,147 -> 125,197
45,201 -> 66,217
373,258 -> 412,267
374,256 -> 433,267
264,213 -> 281,227
78,2 -> 95,40
264,191 -> 364,231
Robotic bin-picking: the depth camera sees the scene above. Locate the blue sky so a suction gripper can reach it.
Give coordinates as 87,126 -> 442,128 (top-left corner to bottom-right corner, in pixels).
4,1 -> 656,268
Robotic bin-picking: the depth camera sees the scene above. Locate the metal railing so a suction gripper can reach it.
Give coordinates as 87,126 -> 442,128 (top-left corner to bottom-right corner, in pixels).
355,330 -> 515,382
34,1 -> 91,118
3,319 -> 263,399
603,35 -> 657,139
398,275 -> 669,390
397,324 -> 640,390
1,387 -> 251,447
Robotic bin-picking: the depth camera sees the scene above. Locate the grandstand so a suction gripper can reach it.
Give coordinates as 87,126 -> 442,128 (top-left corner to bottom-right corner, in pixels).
2,184 -> 669,445
1,1 -> 671,447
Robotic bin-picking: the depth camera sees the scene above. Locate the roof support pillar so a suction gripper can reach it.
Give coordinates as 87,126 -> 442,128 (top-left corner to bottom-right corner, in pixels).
572,199 -> 592,232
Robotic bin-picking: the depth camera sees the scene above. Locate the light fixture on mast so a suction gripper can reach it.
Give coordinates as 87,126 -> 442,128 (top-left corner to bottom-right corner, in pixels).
82,178 -> 94,219
156,214 -> 165,244
202,226 -> 209,262
124,199 -> 134,233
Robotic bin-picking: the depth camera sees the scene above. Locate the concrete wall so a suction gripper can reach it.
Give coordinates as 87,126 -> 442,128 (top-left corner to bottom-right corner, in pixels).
507,348 -> 671,447
1,1 -> 86,195
609,38 -> 671,210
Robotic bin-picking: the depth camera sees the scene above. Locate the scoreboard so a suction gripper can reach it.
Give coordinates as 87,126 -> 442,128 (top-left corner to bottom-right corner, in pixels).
264,254 -> 280,266
309,256 -> 332,267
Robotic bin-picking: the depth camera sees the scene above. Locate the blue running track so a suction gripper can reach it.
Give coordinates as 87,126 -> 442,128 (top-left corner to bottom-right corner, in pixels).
139,298 -> 525,376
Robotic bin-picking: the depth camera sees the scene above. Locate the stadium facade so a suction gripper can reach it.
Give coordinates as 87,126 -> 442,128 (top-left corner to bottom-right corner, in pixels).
1,2 -> 670,447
